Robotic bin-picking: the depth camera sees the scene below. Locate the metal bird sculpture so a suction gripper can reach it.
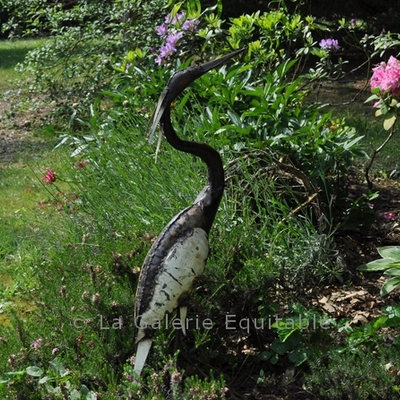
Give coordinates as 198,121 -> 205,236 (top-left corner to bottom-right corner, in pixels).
133,48 -> 245,376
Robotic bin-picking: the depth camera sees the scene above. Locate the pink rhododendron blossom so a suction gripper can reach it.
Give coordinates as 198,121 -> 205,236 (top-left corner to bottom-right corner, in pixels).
42,168 -> 56,184
370,56 -> 400,97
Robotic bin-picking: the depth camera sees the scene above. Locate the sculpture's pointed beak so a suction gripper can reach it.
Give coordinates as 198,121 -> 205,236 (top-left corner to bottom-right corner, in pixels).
199,47 -> 246,74
147,47 -> 246,142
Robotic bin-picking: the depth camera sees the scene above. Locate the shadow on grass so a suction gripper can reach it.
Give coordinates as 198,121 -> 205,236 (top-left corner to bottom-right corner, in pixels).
0,136 -> 56,164
0,38 -> 44,70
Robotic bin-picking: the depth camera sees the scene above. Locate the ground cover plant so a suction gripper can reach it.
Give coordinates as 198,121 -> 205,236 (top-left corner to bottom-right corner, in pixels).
0,0 -> 400,398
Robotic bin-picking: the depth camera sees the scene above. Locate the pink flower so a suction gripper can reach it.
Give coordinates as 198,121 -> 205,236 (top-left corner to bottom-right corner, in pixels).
378,211 -> 395,221
75,160 -> 88,169
31,338 -> 43,350
52,347 -> 59,355
370,56 -> 400,97
42,168 -> 56,184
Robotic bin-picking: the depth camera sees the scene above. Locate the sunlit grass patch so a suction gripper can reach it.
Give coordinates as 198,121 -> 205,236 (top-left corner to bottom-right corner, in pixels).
0,147 -> 78,325
0,38 -> 46,89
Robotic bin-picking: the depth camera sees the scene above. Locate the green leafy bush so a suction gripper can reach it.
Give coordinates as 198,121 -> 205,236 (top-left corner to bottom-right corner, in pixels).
12,0 -> 169,125
305,348 -> 400,399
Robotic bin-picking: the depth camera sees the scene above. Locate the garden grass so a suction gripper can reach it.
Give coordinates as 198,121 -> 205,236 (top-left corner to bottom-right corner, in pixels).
0,38 -> 46,89
0,38 -> 72,326
0,147 -> 74,325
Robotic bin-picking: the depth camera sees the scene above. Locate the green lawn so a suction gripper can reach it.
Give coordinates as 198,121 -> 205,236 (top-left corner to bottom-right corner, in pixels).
0,38 -> 45,89
0,38 -> 69,327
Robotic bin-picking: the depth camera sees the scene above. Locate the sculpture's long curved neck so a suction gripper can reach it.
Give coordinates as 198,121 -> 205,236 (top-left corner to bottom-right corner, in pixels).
161,105 -> 224,225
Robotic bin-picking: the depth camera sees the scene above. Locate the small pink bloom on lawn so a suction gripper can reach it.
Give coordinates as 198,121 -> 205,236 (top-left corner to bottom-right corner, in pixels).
31,338 -> 43,350
42,168 -> 56,184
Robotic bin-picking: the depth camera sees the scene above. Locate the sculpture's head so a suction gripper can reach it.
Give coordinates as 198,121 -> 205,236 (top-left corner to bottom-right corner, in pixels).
148,47 -> 246,140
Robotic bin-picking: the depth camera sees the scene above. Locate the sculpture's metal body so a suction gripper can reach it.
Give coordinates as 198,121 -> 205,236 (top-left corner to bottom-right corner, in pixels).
133,48 -> 245,376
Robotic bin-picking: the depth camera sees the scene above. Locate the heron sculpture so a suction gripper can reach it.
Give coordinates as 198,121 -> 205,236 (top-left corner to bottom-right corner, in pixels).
133,48 -> 245,376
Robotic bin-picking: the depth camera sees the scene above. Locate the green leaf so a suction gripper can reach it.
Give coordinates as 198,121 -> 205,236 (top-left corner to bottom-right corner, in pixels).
381,277 -> 400,296
383,304 -> 400,318
49,358 -> 69,377
384,267 -> 400,276
377,246 -> 400,260
69,389 -> 81,400
358,258 -> 394,271
271,339 -> 292,355
86,392 -> 97,400
259,351 -> 272,361
0,377 -> 10,385
371,315 -> 389,330
227,109 -> 242,126
383,114 -> 397,130
26,366 -> 43,377
39,376 -> 51,384
344,135 -> 364,150
288,349 -> 308,366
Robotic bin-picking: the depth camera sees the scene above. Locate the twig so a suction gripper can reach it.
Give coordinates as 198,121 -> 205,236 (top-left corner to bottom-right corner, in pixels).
365,124 -> 396,190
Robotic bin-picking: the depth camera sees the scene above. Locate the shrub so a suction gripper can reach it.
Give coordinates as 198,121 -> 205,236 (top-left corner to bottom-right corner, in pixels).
305,348 -> 400,399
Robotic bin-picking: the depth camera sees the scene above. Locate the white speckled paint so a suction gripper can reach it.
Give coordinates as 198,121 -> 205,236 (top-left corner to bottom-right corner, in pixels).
137,227 -> 209,329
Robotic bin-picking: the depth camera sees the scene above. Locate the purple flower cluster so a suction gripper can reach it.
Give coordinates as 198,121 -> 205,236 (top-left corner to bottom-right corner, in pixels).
155,11 -> 200,65
319,38 -> 340,51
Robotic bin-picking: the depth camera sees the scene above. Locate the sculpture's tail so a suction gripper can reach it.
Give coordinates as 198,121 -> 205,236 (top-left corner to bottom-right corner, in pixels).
133,338 -> 153,377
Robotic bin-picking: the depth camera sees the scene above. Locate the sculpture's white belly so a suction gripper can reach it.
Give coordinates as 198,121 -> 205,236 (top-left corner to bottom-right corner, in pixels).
137,227 -> 209,328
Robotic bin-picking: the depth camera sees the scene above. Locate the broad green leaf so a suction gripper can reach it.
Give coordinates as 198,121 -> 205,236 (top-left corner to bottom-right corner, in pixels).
344,135 -> 364,150
86,392 -> 97,400
259,351 -> 272,361
381,277 -> 400,296
383,305 -> 400,317
0,377 -> 10,384
383,114 -> 397,131
227,109 -> 242,126
358,258 -> 394,271
26,366 -> 43,377
49,358 -> 68,377
365,93 -> 380,103
39,376 -> 51,384
271,339 -> 292,355
288,350 -> 308,366
383,267 -> 400,276
378,246 -> 400,260
69,389 -> 81,400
